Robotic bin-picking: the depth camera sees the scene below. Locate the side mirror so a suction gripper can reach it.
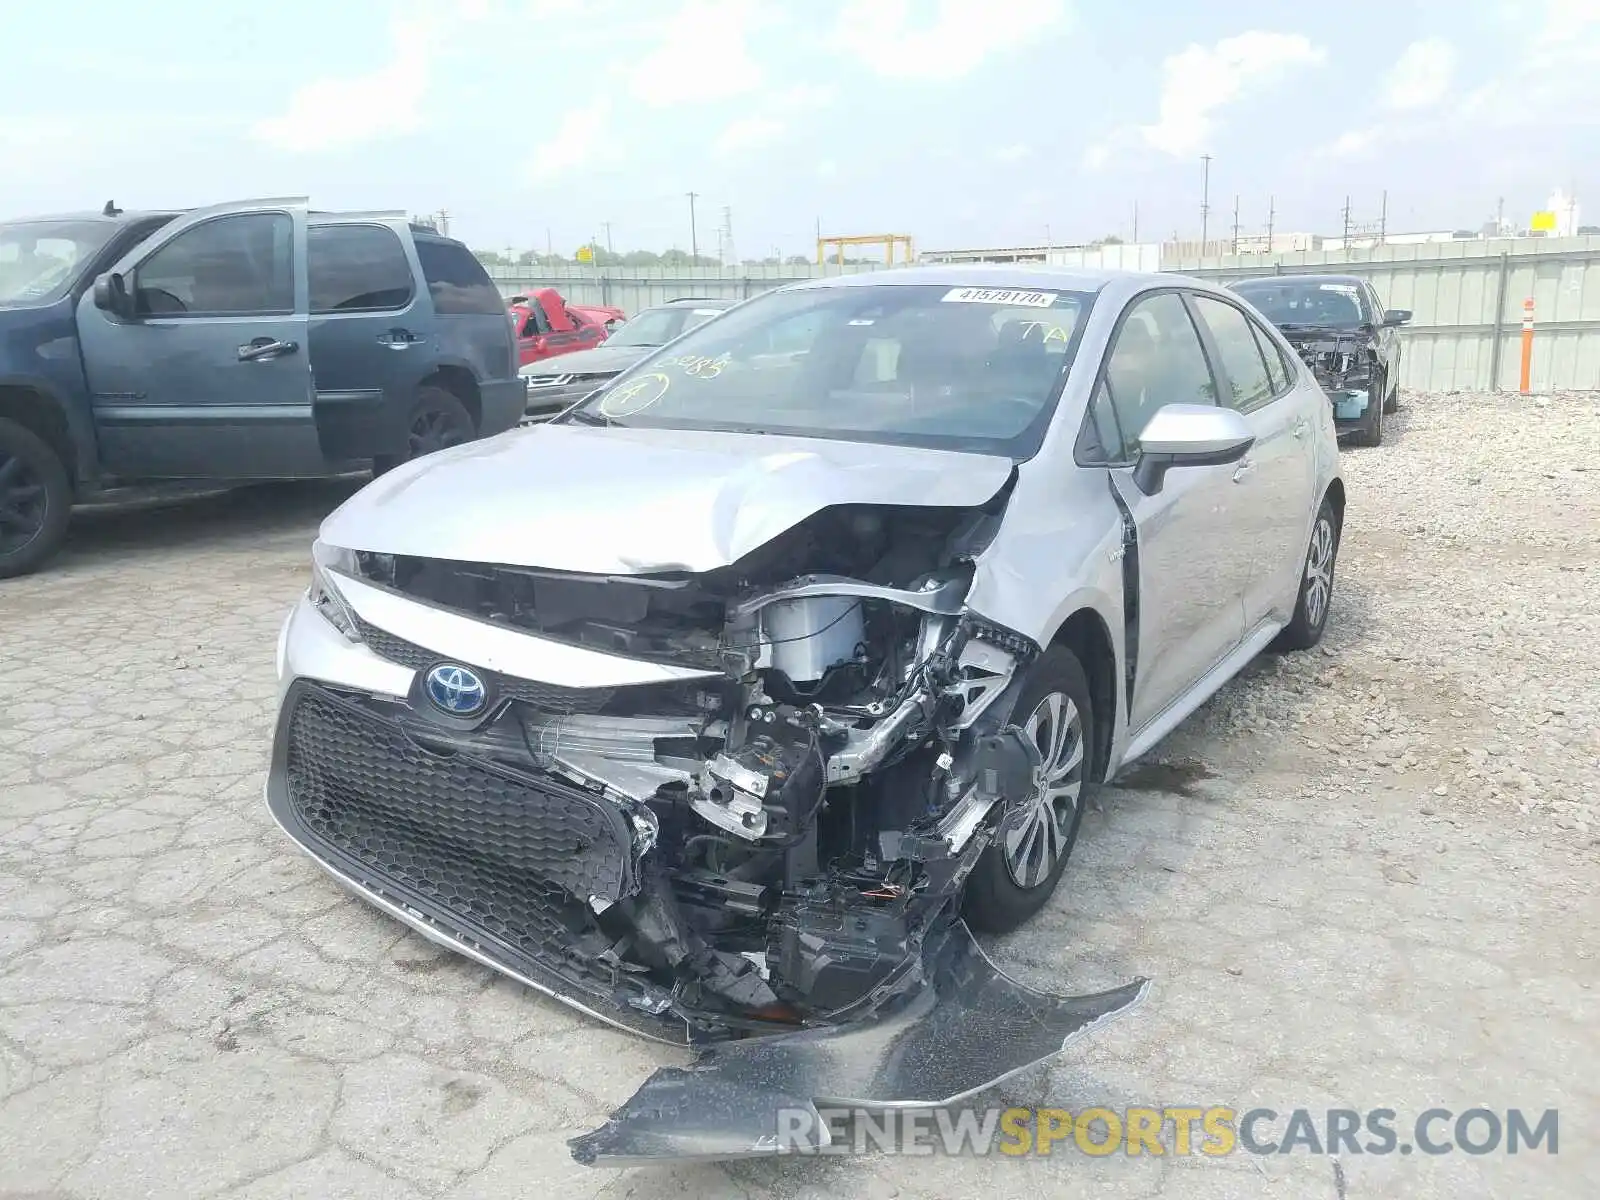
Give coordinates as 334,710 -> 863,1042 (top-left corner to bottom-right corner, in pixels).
1383,308 -> 1412,327
1133,404 -> 1255,496
92,271 -> 134,319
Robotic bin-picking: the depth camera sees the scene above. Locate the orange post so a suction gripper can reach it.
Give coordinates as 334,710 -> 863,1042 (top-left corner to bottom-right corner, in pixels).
1519,297 -> 1534,394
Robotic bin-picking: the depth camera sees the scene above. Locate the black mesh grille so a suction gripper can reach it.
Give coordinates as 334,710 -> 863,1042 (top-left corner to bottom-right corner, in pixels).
283,687 -> 635,903
355,617 -> 616,714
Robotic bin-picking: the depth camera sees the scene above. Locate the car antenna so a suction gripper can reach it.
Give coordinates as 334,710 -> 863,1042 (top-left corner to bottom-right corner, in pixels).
102,200 -> 122,217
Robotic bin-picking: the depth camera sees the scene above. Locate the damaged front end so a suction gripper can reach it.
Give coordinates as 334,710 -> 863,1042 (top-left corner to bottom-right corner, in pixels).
268,499 -> 1146,1163
1280,325 -> 1380,425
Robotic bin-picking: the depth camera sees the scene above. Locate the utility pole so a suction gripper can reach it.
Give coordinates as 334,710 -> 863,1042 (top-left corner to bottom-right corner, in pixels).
1341,196 -> 1352,248
1231,194 -> 1241,255
435,209 -> 450,237
1266,194 -> 1275,252
1496,195 -> 1505,236
1199,155 -> 1213,253
1132,201 -> 1139,244
686,192 -> 700,263
545,228 -> 553,259
1378,191 -> 1388,245
602,222 -> 614,255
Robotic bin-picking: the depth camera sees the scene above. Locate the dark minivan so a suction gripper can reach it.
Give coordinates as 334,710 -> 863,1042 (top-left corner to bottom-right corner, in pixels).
0,198 -> 523,577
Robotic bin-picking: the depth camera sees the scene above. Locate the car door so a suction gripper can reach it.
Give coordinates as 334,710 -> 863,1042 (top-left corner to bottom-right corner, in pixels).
1365,281 -> 1401,382
77,200 -> 317,480
1187,293 -> 1319,629
306,220 -> 437,463
1090,291 -> 1252,733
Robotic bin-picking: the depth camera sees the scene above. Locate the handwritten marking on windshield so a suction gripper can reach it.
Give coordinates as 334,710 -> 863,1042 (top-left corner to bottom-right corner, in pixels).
662,352 -> 731,379
599,371 -> 672,417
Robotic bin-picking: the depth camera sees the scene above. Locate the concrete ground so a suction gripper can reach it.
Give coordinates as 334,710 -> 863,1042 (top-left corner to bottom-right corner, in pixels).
1,392 -> 1596,1199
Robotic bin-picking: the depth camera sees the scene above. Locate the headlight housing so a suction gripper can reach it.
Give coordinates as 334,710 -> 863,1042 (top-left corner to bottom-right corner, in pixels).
309,540 -> 362,642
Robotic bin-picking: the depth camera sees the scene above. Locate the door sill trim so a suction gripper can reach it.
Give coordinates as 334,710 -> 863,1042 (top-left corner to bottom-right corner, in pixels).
1117,618 -> 1282,769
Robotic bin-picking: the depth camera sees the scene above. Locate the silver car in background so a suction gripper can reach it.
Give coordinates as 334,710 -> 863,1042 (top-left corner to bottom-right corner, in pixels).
267,266 -> 1342,1164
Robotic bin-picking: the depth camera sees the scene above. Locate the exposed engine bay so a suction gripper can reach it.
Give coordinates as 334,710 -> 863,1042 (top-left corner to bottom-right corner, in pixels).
270,495 -> 1149,1163
1280,326 -> 1380,419
334,502 -> 1044,1021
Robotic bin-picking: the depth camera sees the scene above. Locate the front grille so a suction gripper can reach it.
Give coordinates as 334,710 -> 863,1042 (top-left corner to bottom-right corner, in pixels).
521,374 -> 617,419
356,617 -> 616,714
283,687 -> 635,903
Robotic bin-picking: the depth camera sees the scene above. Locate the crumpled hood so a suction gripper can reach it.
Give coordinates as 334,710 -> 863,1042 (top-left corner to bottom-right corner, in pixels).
319,423 -> 1014,574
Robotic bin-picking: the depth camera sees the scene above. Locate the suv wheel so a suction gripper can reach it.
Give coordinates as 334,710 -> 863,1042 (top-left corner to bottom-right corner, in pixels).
1271,497 -> 1340,652
963,647 -> 1094,934
0,417 -> 73,580
374,386 -> 476,474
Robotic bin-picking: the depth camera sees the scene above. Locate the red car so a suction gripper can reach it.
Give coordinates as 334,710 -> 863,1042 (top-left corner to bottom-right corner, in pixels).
509,288 -> 625,367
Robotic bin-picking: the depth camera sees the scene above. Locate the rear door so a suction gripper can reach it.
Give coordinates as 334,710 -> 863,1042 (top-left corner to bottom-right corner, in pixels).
78,199 -> 317,479
306,220 -> 437,463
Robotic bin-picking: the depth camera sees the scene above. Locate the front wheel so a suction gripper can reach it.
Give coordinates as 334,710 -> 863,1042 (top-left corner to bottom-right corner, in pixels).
1271,497 -> 1340,652
1349,369 -> 1384,447
374,386 -> 476,475
0,417 -> 73,580
963,647 -> 1095,935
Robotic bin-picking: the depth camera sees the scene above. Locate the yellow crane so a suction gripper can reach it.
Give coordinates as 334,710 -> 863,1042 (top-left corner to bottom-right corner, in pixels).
817,233 -> 914,267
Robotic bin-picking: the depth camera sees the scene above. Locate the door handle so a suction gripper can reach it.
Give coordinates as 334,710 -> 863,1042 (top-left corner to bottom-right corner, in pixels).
1232,457 -> 1257,483
237,338 -> 298,362
1291,419 -> 1309,439
377,329 -> 422,349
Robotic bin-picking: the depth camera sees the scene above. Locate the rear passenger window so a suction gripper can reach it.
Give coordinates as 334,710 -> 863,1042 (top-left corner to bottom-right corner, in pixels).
1252,320 -> 1290,393
1191,295 -> 1275,412
415,240 -> 507,315
308,225 -> 412,313
1091,292 -> 1217,461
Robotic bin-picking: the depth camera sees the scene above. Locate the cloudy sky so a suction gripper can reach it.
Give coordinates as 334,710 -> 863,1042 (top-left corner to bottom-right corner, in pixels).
3,0 -> 1595,257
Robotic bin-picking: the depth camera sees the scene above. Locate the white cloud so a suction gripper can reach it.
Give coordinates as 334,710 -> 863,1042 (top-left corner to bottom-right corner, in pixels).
252,13 -> 439,153
1328,129 -> 1377,157
714,116 -> 785,155
1457,0 -> 1600,127
1080,141 -> 1111,171
525,100 -> 612,183
631,0 -> 765,106
833,0 -> 1069,79
1383,39 -> 1456,110
1140,31 -> 1324,157
817,159 -> 839,178
993,144 -> 1032,163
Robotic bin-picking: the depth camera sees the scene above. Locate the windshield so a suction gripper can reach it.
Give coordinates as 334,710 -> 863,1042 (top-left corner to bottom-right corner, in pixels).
1233,280 -> 1370,327
0,219 -> 117,307
607,304 -> 725,347
572,283 -> 1092,455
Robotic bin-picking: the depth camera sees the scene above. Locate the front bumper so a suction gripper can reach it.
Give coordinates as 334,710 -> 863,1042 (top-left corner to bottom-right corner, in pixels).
269,589 -> 1152,1163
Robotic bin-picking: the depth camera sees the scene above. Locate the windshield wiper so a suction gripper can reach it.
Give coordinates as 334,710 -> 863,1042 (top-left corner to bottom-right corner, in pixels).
565,409 -> 623,427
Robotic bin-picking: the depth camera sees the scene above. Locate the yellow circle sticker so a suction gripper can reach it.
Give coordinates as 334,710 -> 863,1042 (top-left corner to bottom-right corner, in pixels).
599,371 -> 671,418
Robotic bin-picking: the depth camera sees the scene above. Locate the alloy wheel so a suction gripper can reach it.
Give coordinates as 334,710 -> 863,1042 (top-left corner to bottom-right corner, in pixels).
1304,517 -> 1335,628
0,451 -> 48,555
1002,691 -> 1086,888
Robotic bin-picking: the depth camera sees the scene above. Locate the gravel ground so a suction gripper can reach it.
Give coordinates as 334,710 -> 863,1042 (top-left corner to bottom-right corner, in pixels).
0,390 -> 1595,1199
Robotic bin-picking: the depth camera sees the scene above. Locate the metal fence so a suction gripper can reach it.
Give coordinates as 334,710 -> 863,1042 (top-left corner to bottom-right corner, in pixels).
491,236 -> 1600,392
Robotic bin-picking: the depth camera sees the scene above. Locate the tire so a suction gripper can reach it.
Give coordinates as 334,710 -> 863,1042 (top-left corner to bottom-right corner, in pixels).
1270,497 -> 1340,652
373,386 -> 476,474
0,417 -> 73,580
1349,369 -> 1384,447
963,646 -> 1095,934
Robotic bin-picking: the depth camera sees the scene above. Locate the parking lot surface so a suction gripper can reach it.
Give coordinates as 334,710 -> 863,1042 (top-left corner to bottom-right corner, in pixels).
1,392 -> 1596,1199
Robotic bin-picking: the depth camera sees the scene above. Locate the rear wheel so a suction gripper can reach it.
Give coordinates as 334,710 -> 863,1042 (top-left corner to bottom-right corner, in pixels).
963,647 -> 1094,934
0,417 -> 73,580
374,386 -> 476,474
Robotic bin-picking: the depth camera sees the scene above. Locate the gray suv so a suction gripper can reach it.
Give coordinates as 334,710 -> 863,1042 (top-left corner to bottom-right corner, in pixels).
267,266 -> 1342,1164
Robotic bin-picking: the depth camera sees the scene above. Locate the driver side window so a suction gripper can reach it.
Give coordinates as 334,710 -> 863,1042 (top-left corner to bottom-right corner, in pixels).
1085,292 -> 1217,463
135,213 -> 293,317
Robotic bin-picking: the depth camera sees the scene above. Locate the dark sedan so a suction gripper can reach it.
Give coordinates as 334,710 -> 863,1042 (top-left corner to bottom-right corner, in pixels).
1230,274 -> 1410,447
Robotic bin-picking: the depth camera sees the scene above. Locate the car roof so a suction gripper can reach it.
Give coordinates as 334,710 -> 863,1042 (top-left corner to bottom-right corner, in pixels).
782,263 -> 1204,297
7,210 -> 182,225
661,296 -> 734,307
1232,273 -> 1366,288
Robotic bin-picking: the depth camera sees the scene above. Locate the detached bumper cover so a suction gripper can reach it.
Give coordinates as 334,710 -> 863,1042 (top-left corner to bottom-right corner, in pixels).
568,920 -> 1150,1166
